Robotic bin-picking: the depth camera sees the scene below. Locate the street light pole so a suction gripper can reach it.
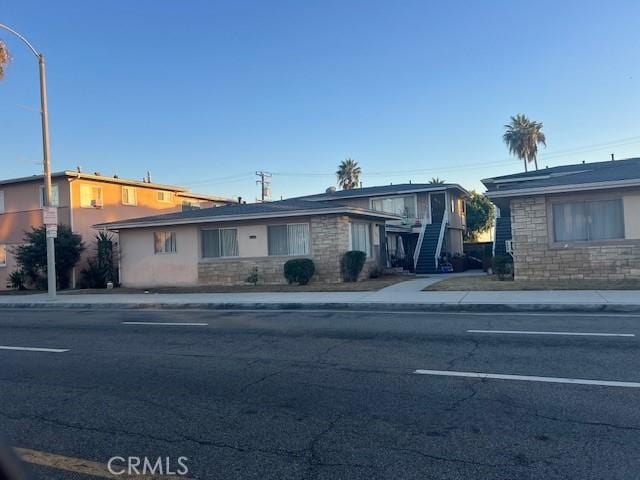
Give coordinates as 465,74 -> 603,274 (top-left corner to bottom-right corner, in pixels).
0,23 -> 56,297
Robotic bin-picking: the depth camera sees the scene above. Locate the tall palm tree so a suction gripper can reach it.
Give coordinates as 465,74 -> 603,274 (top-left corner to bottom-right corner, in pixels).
0,40 -> 10,80
336,158 -> 362,190
503,114 -> 547,172
429,177 -> 445,184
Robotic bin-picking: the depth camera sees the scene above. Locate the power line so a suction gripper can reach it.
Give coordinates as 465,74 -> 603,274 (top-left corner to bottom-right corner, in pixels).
256,171 -> 272,202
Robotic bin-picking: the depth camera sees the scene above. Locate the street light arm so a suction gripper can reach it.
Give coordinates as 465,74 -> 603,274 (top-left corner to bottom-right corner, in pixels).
0,23 -> 40,57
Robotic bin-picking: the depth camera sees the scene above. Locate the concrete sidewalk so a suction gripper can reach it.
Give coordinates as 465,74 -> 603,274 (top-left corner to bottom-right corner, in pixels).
1,285 -> 639,312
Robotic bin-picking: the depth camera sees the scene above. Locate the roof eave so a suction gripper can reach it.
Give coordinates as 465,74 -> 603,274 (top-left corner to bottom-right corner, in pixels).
95,207 -> 401,230
486,179 -> 640,199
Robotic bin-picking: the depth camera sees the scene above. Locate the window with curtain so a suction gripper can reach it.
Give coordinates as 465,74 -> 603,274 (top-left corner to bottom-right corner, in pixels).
350,223 -> 371,256
122,186 -> 137,206
79,184 -> 102,208
553,199 -> 624,242
154,231 -> 176,254
201,229 -> 239,258
268,223 -> 310,256
39,185 -> 60,207
370,196 -> 416,217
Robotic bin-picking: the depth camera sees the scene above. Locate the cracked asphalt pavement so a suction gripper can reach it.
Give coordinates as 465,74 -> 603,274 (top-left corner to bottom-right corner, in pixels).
1,308 -> 639,479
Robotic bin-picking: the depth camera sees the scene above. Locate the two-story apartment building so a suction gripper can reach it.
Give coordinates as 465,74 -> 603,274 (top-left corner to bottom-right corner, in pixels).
0,170 -> 233,289
295,183 -> 468,273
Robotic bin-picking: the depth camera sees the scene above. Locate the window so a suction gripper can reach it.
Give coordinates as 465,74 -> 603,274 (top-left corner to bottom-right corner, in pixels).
0,245 -> 6,267
350,222 -> 371,257
157,191 -> 173,203
80,184 -> 103,208
122,186 -> 137,206
0,191 -> 4,213
201,228 -> 239,258
553,199 -> 624,242
451,198 -> 456,213
182,201 -> 201,211
39,185 -> 59,207
371,196 -> 416,218
154,231 -> 177,254
268,223 -> 310,256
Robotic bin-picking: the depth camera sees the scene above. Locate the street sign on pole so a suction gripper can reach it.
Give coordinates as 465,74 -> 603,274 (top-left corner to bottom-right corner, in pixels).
46,225 -> 57,239
43,206 -> 58,226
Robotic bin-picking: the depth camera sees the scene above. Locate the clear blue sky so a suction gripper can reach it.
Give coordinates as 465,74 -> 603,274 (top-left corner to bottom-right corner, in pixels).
2,1 -> 639,201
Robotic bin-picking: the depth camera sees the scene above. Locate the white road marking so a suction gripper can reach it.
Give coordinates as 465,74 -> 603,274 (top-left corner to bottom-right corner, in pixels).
467,329 -> 635,337
0,346 -> 69,353
413,369 -> 640,388
122,322 -> 208,326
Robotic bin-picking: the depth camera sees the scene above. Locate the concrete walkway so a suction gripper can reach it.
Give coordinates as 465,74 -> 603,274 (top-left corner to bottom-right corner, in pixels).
0,281 -> 639,312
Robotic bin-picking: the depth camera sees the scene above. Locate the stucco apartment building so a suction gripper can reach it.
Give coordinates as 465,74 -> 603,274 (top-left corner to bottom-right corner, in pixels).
0,170 -> 232,288
97,199 -> 398,287
483,157 -> 640,281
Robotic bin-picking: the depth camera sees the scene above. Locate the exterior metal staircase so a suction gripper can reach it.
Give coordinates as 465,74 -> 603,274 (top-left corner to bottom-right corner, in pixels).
414,209 -> 448,274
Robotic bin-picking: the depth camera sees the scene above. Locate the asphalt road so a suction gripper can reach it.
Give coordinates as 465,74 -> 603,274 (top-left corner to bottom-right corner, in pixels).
0,308 -> 639,480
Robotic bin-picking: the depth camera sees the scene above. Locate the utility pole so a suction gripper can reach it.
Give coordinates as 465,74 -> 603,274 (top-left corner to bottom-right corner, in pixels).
0,23 -> 56,297
255,171 -> 272,203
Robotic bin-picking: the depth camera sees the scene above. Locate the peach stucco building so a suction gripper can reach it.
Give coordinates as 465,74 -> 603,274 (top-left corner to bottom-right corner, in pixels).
0,170 -> 233,289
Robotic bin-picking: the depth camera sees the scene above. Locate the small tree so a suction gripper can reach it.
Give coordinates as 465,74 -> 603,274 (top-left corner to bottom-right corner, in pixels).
13,225 -> 85,289
464,191 -> 495,241
80,231 -> 117,288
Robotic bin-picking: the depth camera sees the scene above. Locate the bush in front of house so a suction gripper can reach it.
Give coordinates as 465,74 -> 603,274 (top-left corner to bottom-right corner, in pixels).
342,250 -> 366,282
492,255 -> 513,281
246,266 -> 259,285
283,259 -> 315,285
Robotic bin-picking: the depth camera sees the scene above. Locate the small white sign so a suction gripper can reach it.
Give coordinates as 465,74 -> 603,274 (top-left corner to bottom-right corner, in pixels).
46,225 -> 58,239
43,206 -> 58,226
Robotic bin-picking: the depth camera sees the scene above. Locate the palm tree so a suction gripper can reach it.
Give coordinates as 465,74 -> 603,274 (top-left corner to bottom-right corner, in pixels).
336,158 -> 362,190
429,177 -> 445,184
503,114 -> 547,172
0,40 -> 10,80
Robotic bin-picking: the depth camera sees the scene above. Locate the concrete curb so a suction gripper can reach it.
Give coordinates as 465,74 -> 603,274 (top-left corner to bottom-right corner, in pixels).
1,302 -> 640,313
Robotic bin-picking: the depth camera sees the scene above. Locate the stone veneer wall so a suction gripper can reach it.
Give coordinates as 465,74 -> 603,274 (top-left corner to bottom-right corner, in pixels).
197,214 -> 354,285
511,196 -> 640,280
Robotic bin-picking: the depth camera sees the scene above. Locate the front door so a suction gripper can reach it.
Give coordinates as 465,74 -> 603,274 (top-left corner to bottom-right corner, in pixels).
430,193 -> 445,222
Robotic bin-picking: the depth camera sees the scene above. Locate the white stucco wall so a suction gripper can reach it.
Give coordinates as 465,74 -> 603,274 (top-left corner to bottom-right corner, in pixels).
623,195 -> 640,240
236,225 -> 268,257
119,225 -> 199,287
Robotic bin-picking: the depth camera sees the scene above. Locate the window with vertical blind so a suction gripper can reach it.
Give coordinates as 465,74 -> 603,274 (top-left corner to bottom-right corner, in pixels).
267,223 -> 310,256
201,228 -> 239,258
552,199 -> 625,242
0,244 -> 6,266
350,222 -> 371,257
39,185 -> 59,207
122,186 -> 137,206
154,231 -> 177,254
80,184 -> 102,208
370,196 -> 416,217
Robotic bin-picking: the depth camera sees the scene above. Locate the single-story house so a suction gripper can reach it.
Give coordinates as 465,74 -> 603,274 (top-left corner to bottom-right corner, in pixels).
294,183 -> 469,273
483,157 -> 640,281
95,199 -> 399,287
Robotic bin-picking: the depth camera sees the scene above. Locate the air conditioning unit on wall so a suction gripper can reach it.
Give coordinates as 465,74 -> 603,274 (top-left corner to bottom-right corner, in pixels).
505,240 -> 514,254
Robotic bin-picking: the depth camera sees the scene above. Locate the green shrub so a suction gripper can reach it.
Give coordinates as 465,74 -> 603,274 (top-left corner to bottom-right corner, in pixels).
9,270 -> 26,290
246,266 -> 259,285
79,232 -> 118,289
492,255 -> 513,281
342,250 -> 366,282
369,265 -> 383,279
283,258 -> 315,285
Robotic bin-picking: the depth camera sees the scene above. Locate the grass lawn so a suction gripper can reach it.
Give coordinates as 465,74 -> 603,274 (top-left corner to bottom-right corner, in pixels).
424,274 -> 640,291
62,275 -> 411,295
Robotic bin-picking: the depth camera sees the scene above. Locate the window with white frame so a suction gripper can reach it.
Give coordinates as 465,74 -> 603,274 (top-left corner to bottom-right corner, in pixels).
154,231 -> 177,254
0,245 -> 6,267
267,223 -> 310,256
201,228 -> 239,258
0,191 -> 4,213
80,184 -> 103,208
350,222 -> 371,257
39,185 -> 59,207
370,196 -> 416,218
157,191 -> 173,203
122,186 -> 137,206
553,199 -> 625,242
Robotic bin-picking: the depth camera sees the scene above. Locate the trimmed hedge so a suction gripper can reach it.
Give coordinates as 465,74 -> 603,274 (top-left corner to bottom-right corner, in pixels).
283,258 -> 315,285
342,250 -> 366,282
